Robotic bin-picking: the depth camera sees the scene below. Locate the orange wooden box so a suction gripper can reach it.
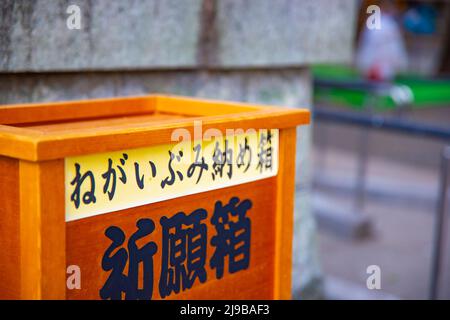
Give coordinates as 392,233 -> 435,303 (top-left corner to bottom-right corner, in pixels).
0,95 -> 310,300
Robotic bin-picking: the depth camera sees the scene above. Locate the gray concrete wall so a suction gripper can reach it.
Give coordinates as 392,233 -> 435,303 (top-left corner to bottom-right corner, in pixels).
0,0 -> 358,299
1,0 -> 355,71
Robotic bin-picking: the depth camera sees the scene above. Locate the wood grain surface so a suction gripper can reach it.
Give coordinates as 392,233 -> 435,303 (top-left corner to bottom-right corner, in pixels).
0,96 -> 309,299
67,178 -> 277,300
0,157 -> 20,299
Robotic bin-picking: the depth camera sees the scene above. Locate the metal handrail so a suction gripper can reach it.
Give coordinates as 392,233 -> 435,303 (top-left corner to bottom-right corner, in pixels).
314,108 -> 450,141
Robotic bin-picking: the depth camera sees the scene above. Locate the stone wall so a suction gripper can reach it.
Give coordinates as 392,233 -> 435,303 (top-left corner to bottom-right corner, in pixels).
1,0 -> 355,71
0,0 -> 358,298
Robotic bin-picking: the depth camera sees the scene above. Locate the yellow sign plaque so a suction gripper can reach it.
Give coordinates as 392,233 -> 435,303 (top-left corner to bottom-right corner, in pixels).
65,129 -> 279,221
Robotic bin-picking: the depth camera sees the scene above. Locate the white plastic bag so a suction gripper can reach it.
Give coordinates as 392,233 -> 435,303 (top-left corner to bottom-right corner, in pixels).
356,13 -> 408,80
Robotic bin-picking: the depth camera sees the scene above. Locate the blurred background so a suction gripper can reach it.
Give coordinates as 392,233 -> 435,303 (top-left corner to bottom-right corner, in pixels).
1,0 -> 449,299
313,0 -> 450,300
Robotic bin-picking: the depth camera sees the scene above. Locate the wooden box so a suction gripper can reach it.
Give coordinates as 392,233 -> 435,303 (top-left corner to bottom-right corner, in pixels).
0,95 -> 310,300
